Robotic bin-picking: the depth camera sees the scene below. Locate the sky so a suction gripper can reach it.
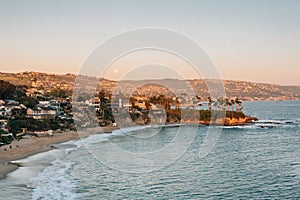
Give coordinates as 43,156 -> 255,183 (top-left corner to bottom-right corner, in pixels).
0,0 -> 299,85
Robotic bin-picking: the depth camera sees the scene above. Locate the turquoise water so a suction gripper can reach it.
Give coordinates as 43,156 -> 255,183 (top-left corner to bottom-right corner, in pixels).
1,101 -> 300,199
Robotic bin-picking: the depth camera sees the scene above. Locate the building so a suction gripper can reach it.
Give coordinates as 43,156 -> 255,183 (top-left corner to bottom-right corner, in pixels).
26,107 -> 56,120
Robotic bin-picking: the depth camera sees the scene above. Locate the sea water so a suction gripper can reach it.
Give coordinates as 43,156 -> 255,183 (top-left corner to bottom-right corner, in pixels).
1,101 -> 300,199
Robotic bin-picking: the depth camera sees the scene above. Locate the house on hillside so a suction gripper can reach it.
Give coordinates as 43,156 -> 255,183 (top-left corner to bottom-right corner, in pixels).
26,107 -> 56,120
0,106 -> 11,116
0,100 -> 26,117
88,97 -> 101,111
5,100 -> 19,106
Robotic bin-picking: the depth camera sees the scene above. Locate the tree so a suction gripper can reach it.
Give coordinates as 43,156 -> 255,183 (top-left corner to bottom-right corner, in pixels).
49,89 -> 71,98
0,129 -> 13,146
213,101 -> 218,111
145,101 -> 151,110
230,99 -> 235,119
217,98 -> 226,111
77,95 -> 86,102
130,97 -> 136,108
98,90 -> 106,102
235,98 -> 242,112
0,80 -> 38,108
225,98 -> 231,111
208,97 -> 212,112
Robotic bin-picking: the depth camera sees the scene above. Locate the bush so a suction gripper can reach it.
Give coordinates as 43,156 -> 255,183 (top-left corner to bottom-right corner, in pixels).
0,129 -> 13,146
0,135 -> 13,146
8,118 -> 62,132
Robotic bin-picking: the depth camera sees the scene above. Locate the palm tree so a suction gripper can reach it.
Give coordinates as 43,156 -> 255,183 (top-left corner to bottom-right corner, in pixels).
230,99 -> 235,119
225,98 -> 231,111
235,98 -> 242,112
216,98 -> 221,111
208,97 -> 212,112
163,97 -> 171,110
175,97 -> 180,109
218,98 -> 226,111
213,101 -> 218,111
130,97 -> 136,108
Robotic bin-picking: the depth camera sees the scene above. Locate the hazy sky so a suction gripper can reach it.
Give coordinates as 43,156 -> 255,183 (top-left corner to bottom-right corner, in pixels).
0,0 -> 299,85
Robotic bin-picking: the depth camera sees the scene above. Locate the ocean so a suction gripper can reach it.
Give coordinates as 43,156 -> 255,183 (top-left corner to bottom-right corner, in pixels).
1,100 -> 300,199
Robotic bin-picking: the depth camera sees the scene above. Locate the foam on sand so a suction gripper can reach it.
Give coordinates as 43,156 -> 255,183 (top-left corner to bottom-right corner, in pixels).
29,159 -> 79,200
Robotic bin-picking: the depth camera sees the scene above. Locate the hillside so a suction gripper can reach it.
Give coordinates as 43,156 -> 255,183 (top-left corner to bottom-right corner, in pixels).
0,71 -> 299,101
0,80 -> 37,108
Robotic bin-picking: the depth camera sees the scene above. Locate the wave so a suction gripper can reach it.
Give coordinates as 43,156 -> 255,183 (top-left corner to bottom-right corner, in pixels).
109,124 -> 180,135
27,125 -> 173,199
3,140 -> 81,200
26,141 -> 82,200
257,119 -> 297,124
222,119 -> 299,130
254,119 -> 299,129
7,149 -> 65,185
15,124 -> 182,198
77,124 -> 183,149
29,159 -> 79,200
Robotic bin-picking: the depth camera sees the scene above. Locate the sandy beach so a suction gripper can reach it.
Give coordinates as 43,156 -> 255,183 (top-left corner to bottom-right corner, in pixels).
0,126 -> 118,180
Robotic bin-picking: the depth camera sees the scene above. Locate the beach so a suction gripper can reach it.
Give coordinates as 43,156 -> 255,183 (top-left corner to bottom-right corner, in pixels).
0,127 -> 117,180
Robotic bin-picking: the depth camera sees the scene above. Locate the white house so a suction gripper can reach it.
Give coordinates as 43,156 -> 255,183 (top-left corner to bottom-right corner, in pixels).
0,106 -> 11,116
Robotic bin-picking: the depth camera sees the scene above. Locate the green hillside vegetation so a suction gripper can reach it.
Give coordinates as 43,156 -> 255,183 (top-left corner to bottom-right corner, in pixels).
0,80 -> 38,109
8,118 -> 60,133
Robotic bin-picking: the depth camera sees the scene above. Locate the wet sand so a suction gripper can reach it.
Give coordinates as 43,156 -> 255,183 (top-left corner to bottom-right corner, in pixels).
0,127 -> 117,180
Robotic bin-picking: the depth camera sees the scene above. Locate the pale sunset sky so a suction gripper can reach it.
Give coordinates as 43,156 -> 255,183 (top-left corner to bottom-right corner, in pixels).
0,0 -> 299,85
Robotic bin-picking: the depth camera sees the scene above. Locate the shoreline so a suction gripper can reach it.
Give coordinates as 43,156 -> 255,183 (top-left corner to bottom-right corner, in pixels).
0,117 -> 260,181
0,119 -> 259,180
0,126 -> 118,180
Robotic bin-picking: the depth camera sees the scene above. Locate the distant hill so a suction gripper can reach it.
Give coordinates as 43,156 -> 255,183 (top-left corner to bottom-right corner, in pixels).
0,71 -> 299,101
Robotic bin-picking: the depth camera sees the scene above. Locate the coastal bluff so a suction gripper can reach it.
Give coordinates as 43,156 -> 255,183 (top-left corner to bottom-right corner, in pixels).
197,116 -> 259,126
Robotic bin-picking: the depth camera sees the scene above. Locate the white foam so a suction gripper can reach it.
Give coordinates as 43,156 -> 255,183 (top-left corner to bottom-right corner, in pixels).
78,124 -> 182,147
0,138 -> 81,199
7,149 -> 65,184
257,119 -> 298,124
221,119 -> 299,130
30,159 -> 79,200
113,125 -> 150,135
253,119 -> 299,129
80,126 -> 150,145
223,125 -> 258,129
